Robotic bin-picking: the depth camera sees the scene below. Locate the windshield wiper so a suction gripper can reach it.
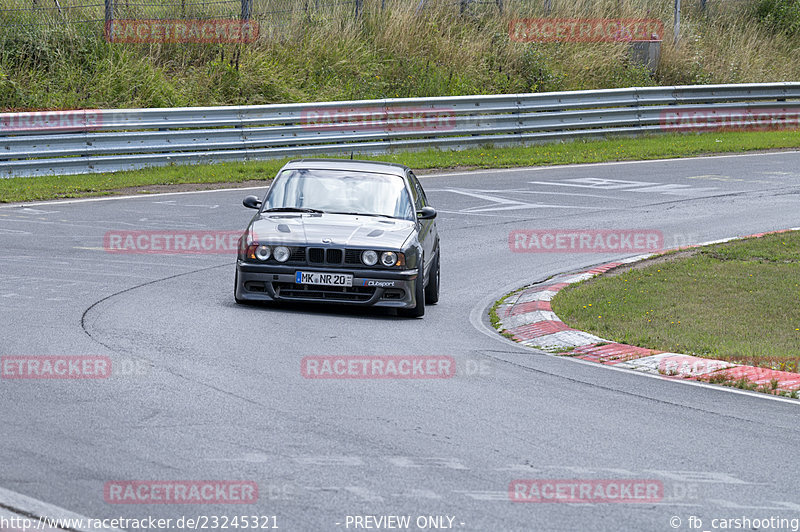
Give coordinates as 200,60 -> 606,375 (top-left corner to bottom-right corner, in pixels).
327,211 -> 398,219
264,207 -> 325,214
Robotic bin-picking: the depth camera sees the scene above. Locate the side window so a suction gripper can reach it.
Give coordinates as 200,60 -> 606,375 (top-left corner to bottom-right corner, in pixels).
408,172 -> 426,208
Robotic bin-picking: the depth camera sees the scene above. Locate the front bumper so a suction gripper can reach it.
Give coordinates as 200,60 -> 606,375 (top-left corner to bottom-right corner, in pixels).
235,262 -> 420,308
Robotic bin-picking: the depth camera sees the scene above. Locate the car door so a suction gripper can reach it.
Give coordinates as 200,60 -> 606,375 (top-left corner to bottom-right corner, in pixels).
408,171 -> 436,275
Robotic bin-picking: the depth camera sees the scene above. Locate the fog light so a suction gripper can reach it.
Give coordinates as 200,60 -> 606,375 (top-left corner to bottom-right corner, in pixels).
362,250 -> 378,266
274,246 -> 290,262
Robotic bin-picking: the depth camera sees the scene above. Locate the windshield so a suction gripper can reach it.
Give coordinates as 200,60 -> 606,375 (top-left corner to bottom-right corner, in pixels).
263,169 -> 414,220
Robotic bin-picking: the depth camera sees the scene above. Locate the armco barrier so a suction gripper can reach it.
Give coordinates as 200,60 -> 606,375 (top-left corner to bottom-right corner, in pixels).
1,83 -> 799,178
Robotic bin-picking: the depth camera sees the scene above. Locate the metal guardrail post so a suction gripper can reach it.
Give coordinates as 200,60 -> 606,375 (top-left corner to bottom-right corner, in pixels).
105,0 -> 113,38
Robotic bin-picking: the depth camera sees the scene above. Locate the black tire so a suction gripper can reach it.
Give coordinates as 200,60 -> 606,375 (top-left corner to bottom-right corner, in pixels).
399,268 -> 425,318
424,251 -> 440,305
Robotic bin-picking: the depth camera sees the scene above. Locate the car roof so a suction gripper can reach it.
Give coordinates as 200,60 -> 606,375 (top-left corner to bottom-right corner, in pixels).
280,159 -> 410,177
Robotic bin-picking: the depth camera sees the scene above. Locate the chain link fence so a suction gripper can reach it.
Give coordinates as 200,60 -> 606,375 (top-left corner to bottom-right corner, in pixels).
0,0 -> 756,42
0,0 -> 358,27
0,0 -> 752,24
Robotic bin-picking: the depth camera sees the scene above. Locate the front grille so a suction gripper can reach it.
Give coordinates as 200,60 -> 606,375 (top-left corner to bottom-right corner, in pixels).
307,247 -> 344,265
273,282 -> 374,302
326,248 -> 343,264
345,250 -> 361,265
308,247 -> 324,263
252,245 -> 395,268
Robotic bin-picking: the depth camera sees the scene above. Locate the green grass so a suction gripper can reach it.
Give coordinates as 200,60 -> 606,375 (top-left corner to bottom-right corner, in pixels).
0,160 -> 285,203
551,231 -> 800,366
489,287 -> 523,330
2,128 -> 800,203
707,372 -> 799,398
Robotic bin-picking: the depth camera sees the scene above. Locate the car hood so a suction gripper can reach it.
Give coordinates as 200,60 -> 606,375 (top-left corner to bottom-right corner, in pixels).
250,212 -> 415,249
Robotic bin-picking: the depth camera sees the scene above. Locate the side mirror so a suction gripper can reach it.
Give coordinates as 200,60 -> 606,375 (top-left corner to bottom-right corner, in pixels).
417,206 -> 437,220
243,195 -> 262,209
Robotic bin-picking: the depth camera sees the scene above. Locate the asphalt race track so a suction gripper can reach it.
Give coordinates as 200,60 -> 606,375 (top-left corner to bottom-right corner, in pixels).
1,152 -> 799,531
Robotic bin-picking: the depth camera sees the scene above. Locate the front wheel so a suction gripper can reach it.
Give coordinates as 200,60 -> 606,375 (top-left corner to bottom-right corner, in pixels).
398,270 -> 425,318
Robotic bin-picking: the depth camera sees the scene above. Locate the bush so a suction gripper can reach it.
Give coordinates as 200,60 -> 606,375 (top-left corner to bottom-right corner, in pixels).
753,0 -> 800,35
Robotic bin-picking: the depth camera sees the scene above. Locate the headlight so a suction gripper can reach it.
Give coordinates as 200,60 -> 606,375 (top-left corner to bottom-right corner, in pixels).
361,250 -> 378,266
255,245 -> 271,261
274,246 -> 290,262
380,251 -> 398,267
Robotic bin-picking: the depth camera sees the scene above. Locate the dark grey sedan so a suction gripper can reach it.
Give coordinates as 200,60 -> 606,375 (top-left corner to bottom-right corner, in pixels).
235,159 -> 440,317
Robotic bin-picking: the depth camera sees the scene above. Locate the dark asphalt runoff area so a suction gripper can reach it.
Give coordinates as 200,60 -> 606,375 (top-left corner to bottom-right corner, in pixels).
1,151 -> 799,532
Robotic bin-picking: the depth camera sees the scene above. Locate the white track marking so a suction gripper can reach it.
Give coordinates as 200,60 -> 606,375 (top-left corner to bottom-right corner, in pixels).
19,208 -> 59,214
3,149 -> 799,209
0,486 -> 124,531
440,188 -> 594,213
529,178 -> 658,189
387,457 -> 468,470
516,289 -> 559,302
521,330 -> 605,351
500,311 -> 560,330
0,506 -> 61,532
343,487 -> 383,502
428,149 -> 800,178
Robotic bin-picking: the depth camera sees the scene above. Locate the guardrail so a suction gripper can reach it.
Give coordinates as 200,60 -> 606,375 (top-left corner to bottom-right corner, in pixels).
2,83 -> 799,178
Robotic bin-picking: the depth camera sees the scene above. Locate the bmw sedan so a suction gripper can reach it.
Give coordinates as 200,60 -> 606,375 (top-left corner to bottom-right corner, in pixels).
235,159 -> 440,317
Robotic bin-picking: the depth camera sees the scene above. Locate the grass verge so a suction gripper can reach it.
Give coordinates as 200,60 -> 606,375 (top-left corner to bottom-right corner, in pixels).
2,128 -> 800,203
551,231 -> 800,368
489,287 -> 524,338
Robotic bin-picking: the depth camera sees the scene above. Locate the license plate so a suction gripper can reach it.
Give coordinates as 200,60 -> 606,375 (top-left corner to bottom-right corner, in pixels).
295,271 -> 353,287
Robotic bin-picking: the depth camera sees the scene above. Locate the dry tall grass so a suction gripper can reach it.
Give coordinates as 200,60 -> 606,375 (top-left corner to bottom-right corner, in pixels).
0,0 -> 797,110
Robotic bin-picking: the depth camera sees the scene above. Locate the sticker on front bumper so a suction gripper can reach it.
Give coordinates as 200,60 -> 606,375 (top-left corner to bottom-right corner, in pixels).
362,280 -> 397,288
